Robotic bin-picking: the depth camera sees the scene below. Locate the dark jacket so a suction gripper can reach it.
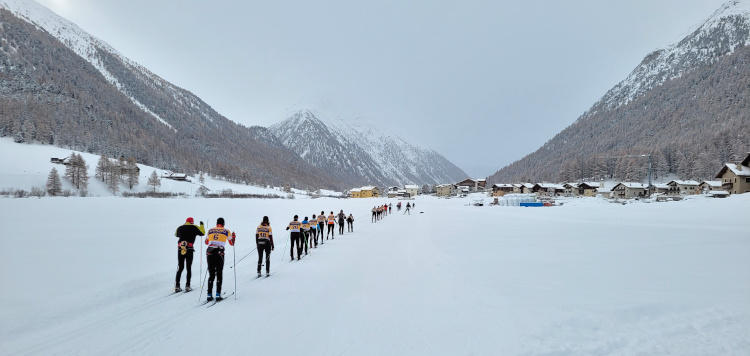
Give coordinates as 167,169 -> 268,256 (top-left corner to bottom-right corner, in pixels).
175,223 -> 206,249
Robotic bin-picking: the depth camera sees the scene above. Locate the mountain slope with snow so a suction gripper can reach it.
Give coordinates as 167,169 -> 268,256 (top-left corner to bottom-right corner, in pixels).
588,0 -> 750,114
270,110 -> 468,188
0,0 -> 343,190
489,0 -> 750,184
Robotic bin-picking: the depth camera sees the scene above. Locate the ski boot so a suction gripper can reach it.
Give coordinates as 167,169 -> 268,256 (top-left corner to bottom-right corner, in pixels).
174,286 -> 182,293
207,293 -> 214,302
215,293 -> 223,302
184,286 -> 192,292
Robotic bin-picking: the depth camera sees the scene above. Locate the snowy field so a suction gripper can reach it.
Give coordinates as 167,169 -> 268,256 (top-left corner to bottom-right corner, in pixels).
1,192 -> 749,355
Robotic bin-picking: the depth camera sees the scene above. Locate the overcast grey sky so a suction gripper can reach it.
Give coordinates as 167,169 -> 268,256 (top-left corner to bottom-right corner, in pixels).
36,0 -> 727,177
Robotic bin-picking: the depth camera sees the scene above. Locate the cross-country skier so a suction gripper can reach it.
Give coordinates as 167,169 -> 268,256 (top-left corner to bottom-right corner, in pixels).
204,217 -> 235,301
389,203 -> 392,214
255,216 -> 274,277
327,211 -> 336,239
286,215 -> 303,260
404,202 -> 411,215
318,211 -> 326,244
174,217 -> 205,292
301,216 -> 310,255
347,213 -> 354,232
337,210 -> 346,235
371,206 -> 377,222
310,214 -> 318,247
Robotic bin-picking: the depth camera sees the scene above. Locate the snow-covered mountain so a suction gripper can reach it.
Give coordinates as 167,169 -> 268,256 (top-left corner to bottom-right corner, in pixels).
270,110 -> 468,188
489,0 -> 750,184
0,0 -> 203,128
0,0 -> 343,190
586,0 -> 750,115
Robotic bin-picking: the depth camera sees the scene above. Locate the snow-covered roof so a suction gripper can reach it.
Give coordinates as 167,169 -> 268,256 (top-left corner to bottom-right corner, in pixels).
350,188 -> 362,192
720,163 -> 750,177
360,186 -> 376,190
668,180 -> 699,186
699,181 -> 722,187
578,182 -> 601,188
537,183 -> 565,190
404,185 -> 419,189
653,183 -> 670,189
493,184 -> 513,188
612,182 -> 647,190
477,178 -> 486,182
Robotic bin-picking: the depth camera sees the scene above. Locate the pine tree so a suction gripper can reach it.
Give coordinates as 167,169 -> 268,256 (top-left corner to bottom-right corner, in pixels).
125,157 -> 139,189
108,172 -> 120,195
46,167 -> 62,196
95,154 -> 109,182
199,172 -> 205,184
64,153 -> 89,190
148,170 -> 161,192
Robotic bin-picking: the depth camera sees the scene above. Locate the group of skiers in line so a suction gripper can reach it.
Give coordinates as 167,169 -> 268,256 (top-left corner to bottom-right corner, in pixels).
372,202 -> 413,222
173,209 -> 355,302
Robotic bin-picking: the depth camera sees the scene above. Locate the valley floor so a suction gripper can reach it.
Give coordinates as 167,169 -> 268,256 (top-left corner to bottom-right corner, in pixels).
0,194 -> 748,355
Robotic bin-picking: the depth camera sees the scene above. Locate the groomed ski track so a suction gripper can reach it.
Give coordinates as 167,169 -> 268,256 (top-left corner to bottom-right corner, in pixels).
1,195 -> 749,355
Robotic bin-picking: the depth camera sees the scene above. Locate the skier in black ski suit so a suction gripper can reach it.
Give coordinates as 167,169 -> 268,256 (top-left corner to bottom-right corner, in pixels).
174,217 -> 205,292
286,215 -> 303,260
337,210 -> 346,235
204,217 -> 234,301
256,216 -> 274,277
347,214 -> 354,232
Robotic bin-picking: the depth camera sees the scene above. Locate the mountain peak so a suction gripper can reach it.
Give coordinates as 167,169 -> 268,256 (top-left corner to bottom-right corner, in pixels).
270,110 -> 467,187
584,0 -> 750,115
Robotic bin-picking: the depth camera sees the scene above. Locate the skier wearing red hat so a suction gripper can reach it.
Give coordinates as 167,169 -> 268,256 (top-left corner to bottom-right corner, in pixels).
174,217 -> 205,292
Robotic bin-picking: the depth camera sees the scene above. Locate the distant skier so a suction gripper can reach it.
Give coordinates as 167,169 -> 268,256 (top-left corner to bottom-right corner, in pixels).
371,206 -> 377,222
310,214 -> 318,247
318,211 -> 326,244
397,202 -> 401,211
301,216 -> 310,255
389,203 -> 392,214
404,202 -> 411,215
347,213 -> 354,232
255,216 -> 274,277
174,217 -> 205,292
337,210 -> 346,235
286,215 -> 303,260
204,217 -> 235,301
327,211 -> 335,239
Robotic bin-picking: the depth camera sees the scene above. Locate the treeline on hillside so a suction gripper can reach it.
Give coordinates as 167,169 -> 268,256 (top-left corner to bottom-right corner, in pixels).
490,45 -> 750,184
0,9 -> 343,191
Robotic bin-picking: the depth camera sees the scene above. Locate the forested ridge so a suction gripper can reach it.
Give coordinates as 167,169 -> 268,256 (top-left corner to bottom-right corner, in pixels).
0,9 -> 344,190
489,17 -> 750,184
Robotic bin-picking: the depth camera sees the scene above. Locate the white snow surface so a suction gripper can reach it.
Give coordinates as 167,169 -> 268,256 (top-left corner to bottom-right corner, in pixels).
1,142 -> 750,355
0,137 -> 290,197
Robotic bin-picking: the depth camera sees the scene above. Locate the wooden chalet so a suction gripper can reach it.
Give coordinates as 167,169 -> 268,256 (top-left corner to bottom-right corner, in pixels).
715,153 -> 750,194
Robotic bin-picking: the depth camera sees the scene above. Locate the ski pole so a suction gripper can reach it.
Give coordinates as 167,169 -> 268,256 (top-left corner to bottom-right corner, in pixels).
231,247 -> 257,268
198,268 -> 208,302
233,240 -> 237,300
282,231 -> 289,262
